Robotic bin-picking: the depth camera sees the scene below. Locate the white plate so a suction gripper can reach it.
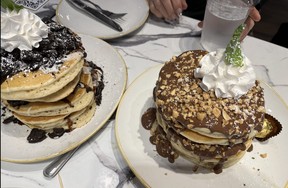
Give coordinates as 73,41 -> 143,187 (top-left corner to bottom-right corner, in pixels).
56,0 -> 149,39
115,65 -> 288,188
1,34 -> 127,163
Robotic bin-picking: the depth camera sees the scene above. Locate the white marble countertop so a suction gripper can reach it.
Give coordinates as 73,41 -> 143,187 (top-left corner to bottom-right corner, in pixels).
1,1 -> 288,188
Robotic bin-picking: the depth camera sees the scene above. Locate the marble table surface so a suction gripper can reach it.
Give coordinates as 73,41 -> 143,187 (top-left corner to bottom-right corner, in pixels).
1,1 -> 288,188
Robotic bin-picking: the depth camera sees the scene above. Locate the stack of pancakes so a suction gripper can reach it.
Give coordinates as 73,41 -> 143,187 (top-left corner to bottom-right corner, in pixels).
152,50 -> 265,173
1,21 -> 102,133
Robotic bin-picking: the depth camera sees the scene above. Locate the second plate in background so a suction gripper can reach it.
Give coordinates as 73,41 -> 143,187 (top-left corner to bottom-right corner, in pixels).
56,0 -> 149,39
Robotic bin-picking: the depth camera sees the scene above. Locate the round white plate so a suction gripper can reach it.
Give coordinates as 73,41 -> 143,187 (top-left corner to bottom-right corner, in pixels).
115,65 -> 288,188
1,34 -> 127,163
56,0 -> 149,40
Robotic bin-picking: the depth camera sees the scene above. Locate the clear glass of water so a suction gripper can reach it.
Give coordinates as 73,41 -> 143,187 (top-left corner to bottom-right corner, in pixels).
200,0 -> 253,52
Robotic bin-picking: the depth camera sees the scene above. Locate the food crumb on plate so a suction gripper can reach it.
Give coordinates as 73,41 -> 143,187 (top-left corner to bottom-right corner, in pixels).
260,153 -> 267,158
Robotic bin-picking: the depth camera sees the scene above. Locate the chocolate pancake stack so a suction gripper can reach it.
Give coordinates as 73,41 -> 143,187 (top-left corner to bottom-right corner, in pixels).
1,21 -> 103,133
149,50 -> 265,173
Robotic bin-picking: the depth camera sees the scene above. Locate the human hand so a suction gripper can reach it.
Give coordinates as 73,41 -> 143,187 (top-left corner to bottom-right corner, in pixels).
240,7 -> 261,40
147,0 -> 188,20
198,7 -> 261,41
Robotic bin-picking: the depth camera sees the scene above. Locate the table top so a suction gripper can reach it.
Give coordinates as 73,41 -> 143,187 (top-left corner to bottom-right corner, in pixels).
1,1 -> 288,188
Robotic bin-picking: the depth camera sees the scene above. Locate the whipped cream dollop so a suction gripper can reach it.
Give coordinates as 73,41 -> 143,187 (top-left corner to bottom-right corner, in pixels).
194,49 -> 256,99
1,9 -> 48,52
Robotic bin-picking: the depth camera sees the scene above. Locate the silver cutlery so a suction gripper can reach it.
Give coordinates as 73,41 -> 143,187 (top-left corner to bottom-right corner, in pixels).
66,0 -> 123,32
82,0 -> 126,20
43,116 -> 115,178
43,145 -> 80,178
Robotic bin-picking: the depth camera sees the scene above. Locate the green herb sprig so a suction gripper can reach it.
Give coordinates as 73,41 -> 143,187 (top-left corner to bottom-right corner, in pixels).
1,0 -> 23,12
224,24 -> 245,67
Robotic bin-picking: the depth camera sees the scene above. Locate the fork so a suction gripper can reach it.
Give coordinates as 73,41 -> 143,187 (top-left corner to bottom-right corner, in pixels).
42,118 -> 115,178
43,145 -> 80,178
82,0 -> 126,20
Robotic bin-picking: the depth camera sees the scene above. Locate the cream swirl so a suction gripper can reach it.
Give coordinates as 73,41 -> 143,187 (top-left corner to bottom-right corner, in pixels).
194,49 -> 256,99
1,9 -> 48,52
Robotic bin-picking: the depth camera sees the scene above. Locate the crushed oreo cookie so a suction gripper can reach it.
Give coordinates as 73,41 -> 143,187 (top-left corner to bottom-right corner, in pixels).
85,60 -> 104,105
0,20 -> 85,85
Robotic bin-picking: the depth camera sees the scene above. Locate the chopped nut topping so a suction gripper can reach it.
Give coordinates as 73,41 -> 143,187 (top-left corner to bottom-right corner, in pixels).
197,112 -> 206,121
171,89 -> 176,96
222,110 -> 231,121
154,50 -> 265,138
260,153 -> 267,158
257,106 -> 265,113
212,108 -> 221,118
172,110 -> 179,118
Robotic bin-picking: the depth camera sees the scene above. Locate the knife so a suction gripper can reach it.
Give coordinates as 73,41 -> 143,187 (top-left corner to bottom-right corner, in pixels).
67,0 -> 123,32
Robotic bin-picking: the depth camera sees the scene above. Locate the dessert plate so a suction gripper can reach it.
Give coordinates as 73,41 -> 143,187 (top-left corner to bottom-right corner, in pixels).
56,0 -> 149,39
115,65 -> 288,188
1,34 -> 127,163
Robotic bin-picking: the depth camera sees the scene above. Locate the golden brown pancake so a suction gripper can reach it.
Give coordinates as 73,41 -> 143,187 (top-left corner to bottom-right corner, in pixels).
142,50 -> 265,173
151,120 -> 252,171
26,71 -> 81,103
1,52 -> 85,100
13,99 -> 96,130
1,20 -> 104,142
154,50 -> 265,142
3,71 -> 94,117
155,110 -> 257,145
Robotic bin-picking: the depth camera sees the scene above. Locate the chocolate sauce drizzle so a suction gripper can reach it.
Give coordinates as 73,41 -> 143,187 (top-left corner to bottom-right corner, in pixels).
86,60 -> 104,105
141,108 -> 156,130
141,108 -> 178,163
141,107 -> 249,174
1,20 -> 105,144
2,60 -> 105,144
0,20 -> 85,85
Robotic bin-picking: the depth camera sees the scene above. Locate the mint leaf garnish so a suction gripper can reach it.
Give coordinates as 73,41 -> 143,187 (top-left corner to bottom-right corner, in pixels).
224,24 -> 245,67
1,0 -> 23,12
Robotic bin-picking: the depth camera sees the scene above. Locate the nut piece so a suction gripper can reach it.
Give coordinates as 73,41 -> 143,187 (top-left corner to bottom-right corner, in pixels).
257,106 -> 266,113
260,153 -> 267,158
197,112 -> 206,121
172,110 -> 179,118
171,89 -> 176,96
156,99 -> 164,106
212,108 -> 221,118
222,109 -> 231,121
203,93 -> 210,100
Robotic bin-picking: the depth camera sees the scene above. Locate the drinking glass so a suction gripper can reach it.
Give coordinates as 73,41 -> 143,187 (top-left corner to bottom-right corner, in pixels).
200,0 -> 253,52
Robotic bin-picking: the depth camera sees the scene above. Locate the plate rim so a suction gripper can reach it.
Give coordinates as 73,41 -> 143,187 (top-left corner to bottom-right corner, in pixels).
115,65 -> 161,188
115,64 -> 288,188
1,35 -> 127,163
55,0 -> 149,40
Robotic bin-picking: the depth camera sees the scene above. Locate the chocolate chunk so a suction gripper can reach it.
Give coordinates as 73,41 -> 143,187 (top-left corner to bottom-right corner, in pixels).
48,128 -> 65,138
0,20 -> 84,85
27,128 -> 47,143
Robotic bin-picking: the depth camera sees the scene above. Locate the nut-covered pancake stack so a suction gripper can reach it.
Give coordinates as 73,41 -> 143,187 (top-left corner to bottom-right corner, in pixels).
148,50 -> 265,173
1,20 -> 104,140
